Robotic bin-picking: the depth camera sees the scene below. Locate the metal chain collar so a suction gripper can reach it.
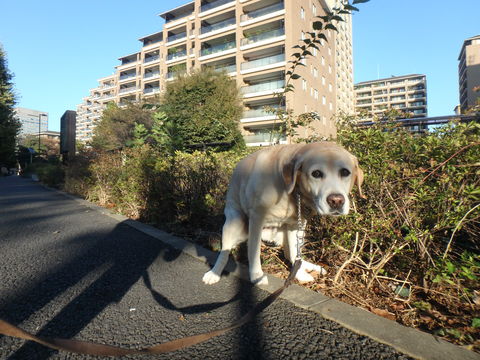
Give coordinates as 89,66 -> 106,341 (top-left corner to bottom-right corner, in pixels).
296,193 -> 307,260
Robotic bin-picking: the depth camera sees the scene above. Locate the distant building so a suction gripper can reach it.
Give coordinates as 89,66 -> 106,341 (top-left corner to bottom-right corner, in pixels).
60,110 -> 77,161
458,34 -> 480,112
354,74 -> 428,120
76,0 -> 355,145
14,107 -> 48,136
39,130 -> 60,141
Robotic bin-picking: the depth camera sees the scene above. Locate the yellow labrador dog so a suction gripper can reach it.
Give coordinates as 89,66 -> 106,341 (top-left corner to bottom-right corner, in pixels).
203,142 -> 364,285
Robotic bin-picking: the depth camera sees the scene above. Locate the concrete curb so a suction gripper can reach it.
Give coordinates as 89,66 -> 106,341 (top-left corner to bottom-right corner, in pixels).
44,185 -> 479,360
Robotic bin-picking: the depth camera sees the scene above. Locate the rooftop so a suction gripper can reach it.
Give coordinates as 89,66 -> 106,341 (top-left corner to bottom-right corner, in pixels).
355,74 -> 426,87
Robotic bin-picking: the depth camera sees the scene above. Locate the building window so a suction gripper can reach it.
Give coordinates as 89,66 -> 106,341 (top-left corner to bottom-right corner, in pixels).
300,7 -> 305,19
302,79 -> 307,91
301,31 -> 305,40
329,83 -> 332,92
321,56 -> 325,65
322,96 -> 326,105
313,67 -> 318,78
322,76 -> 326,85
314,89 -> 319,100
312,4 -> 317,16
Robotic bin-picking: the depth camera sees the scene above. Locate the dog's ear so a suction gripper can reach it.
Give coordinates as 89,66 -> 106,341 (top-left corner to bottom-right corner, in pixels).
283,157 -> 302,194
351,156 -> 366,199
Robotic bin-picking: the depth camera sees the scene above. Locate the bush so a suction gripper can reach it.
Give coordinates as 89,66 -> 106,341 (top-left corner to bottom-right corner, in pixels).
63,121 -> 479,348
23,160 -> 65,188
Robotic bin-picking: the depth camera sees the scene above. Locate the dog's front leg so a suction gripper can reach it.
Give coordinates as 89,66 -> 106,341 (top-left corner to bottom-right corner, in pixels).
248,214 -> 268,285
286,227 -> 326,283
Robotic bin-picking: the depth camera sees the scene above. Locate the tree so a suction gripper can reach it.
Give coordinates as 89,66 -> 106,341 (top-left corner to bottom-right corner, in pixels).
90,102 -> 154,151
18,134 -> 59,157
0,44 -> 20,167
160,68 -> 244,150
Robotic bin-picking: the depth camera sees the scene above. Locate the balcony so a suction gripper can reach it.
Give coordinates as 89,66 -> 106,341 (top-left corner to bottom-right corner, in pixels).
201,17 -> 236,36
166,31 -> 187,44
241,27 -> 285,48
409,101 -> 425,107
119,87 -> 137,94
408,85 -> 425,91
213,63 -> 236,74
119,73 -> 137,82
166,70 -> 186,81
241,105 -> 284,122
144,71 -> 160,79
144,55 -> 160,64
160,2 -> 194,28
241,53 -> 285,73
244,131 -> 286,146
200,39 -> 236,58
240,1 -> 285,23
200,0 -> 235,14
241,79 -> 285,97
144,87 -> 160,95
166,49 -> 187,62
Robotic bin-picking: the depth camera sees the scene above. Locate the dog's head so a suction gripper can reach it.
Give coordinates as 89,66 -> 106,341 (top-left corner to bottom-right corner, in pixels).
282,142 -> 364,216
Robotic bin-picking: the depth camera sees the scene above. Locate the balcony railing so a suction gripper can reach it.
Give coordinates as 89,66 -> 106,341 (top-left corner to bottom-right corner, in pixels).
119,73 -> 137,81
244,132 -> 286,144
201,0 -> 235,13
167,32 -> 187,43
242,79 -> 285,94
166,71 -> 186,80
241,28 -> 285,46
243,106 -> 283,118
167,50 -> 187,61
200,40 -> 236,56
144,71 -> 160,79
144,87 -> 160,94
144,55 -> 160,64
212,64 -> 236,73
201,17 -> 235,35
241,53 -> 285,71
119,87 -> 137,94
240,2 -> 284,22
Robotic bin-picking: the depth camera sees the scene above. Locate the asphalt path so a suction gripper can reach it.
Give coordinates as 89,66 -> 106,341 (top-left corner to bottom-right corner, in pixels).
0,176 -> 412,359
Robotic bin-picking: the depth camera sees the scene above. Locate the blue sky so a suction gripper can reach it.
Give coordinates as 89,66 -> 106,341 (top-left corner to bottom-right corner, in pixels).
1,0 -> 479,132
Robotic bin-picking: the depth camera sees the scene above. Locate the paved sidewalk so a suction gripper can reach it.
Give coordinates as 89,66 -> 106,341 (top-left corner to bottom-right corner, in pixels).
0,176 -> 476,359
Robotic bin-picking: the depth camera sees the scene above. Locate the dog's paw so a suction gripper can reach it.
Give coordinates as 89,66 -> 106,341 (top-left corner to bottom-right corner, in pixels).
301,261 -> 327,275
202,271 -> 221,285
250,272 -> 269,286
295,269 -> 316,284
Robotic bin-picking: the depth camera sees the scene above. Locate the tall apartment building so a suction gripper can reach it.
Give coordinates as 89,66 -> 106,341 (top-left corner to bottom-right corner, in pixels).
76,0 -> 354,145
14,107 -> 49,136
354,74 -> 428,120
458,35 -> 480,112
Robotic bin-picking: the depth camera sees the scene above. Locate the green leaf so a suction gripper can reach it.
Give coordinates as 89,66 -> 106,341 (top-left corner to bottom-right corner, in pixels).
446,261 -> 456,274
353,0 -> 370,4
290,74 -> 301,80
472,318 -> 480,328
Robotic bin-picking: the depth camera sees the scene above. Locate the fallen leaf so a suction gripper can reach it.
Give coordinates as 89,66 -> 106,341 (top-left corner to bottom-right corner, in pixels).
391,303 -> 405,311
372,308 -> 396,321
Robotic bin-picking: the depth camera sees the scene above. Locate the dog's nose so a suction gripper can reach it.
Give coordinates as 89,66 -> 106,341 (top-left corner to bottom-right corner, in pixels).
327,193 -> 345,210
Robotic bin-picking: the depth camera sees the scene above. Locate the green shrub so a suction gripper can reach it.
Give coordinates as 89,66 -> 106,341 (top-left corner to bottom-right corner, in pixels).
24,161 -> 65,188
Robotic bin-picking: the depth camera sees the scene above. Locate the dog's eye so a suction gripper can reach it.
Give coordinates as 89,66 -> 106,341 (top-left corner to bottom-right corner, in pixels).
340,168 -> 351,177
311,170 -> 324,179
